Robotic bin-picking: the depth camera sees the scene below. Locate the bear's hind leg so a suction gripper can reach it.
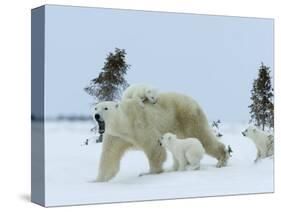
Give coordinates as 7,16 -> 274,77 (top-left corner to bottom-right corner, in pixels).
197,127 -> 229,168
187,156 -> 201,170
206,143 -> 229,168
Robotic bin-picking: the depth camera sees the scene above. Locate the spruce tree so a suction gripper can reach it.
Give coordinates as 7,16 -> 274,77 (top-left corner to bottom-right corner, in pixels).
84,48 -> 130,101
249,62 -> 274,130
84,48 -> 130,143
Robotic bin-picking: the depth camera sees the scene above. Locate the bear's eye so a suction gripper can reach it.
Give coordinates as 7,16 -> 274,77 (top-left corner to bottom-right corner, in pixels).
94,107 -> 97,111
104,107 -> 108,110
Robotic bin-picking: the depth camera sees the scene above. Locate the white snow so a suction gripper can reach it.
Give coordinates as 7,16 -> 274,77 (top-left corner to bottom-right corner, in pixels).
43,121 -> 274,207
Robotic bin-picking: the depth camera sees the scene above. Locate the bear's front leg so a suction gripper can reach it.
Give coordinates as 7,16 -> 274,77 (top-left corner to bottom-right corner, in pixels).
254,150 -> 262,163
132,93 -> 145,108
164,156 -> 179,173
140,145 -> 167,176
172,155 -> 179,171
177,154 -> 187,171
138,98 -> 145,108
94,134 -> 131,182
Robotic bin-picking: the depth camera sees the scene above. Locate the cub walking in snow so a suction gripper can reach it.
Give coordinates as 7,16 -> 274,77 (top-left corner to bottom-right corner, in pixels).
122,84 -> 158,107
159,133 -> 205,171
242,126 -> 274,163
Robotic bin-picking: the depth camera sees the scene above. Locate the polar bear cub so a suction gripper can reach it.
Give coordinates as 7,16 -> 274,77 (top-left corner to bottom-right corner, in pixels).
122,84 -> 158,107
159,133 -> 205,171
242,126 -> 274,163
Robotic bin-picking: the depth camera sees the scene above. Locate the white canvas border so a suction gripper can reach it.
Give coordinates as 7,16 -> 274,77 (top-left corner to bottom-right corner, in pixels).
0,0 -> 280,211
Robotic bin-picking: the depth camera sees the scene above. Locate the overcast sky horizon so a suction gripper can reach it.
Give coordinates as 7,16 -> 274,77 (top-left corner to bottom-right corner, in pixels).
43,5 -> 274,122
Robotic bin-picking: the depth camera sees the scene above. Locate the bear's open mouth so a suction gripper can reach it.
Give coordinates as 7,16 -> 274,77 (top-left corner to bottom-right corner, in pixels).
97,120 -> 105,134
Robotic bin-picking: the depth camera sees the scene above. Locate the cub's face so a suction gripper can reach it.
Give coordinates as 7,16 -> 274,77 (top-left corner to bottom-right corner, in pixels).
159,132 -> 176,147
93,101 -> 119,123
145,88 -> 158,104
242,126 -> 256,138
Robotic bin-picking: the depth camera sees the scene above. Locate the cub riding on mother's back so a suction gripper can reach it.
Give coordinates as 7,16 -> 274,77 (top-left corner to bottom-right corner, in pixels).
122,84 -> 158,107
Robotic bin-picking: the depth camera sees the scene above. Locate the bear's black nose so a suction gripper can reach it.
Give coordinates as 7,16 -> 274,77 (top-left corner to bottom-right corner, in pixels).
95,114 -> 100,121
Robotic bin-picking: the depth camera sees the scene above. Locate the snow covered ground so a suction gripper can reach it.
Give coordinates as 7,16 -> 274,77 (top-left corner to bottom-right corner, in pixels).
43,121 -> 274,207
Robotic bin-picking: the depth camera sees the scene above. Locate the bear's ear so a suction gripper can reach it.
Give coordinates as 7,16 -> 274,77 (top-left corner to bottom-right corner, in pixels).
115,103 -> 119,108
253,128 -> 256,133
168,135 -> 172,141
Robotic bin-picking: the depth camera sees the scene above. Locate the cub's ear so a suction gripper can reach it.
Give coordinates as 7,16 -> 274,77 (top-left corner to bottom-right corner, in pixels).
168,136 -> 172,140
115,103 -> 119,108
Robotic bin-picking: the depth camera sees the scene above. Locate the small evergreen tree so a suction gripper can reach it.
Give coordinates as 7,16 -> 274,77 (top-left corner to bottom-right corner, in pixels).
84,48 -> 130,143
249,62 -> 274,130
84,48 -> 130,101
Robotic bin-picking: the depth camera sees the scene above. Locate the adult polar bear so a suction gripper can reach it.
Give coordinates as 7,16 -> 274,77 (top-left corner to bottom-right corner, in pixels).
94,92 -> 229,182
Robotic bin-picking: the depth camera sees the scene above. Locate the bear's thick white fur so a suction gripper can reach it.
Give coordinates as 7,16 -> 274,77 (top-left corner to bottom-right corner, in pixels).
159,133 -> 205,171
242,126 -> 274,162
94,92 -> 230,182
122,84 -> 158,107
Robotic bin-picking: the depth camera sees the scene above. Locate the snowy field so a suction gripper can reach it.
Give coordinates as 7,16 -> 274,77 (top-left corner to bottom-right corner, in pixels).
43,121 -> 274,206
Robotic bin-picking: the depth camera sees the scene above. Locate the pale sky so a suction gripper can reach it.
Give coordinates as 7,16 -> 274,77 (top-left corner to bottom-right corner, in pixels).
43,5 -> 274,122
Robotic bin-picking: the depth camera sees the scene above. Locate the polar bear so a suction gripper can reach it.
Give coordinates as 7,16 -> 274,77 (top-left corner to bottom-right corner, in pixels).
93,101 -> 119,123
93,92 -> 230,182
159,133 -> 205,171
242,126 -> 274,162
122,84 -> 158,107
